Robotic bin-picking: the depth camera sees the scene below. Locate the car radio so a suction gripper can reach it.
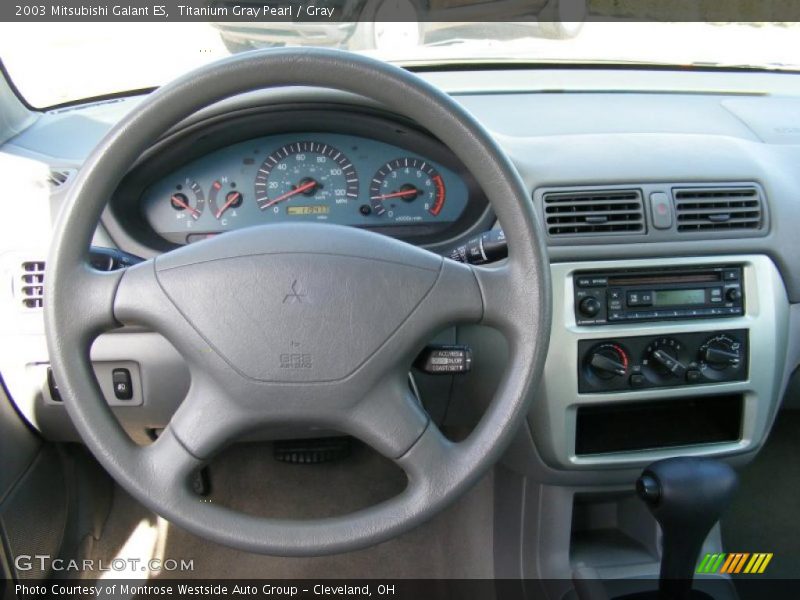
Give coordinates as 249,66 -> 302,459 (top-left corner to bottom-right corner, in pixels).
573,265 -> 744,325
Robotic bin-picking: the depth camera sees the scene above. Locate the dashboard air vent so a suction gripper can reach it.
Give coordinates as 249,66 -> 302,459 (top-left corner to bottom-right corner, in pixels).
544,189 -> 645,236
674,186 -> 763,232
47,168 -> 75,189
17,261 -> 45,309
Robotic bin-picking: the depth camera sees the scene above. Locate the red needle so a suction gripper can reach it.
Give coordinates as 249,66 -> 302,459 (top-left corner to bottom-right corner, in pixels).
260,180 -> 317,210
371,189 -> 418,201
171,194 -> 200,219
215,192 -> 241,219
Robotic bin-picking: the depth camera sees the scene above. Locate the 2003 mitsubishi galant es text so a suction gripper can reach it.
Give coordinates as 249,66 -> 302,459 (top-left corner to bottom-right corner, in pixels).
0,17 -> 798,600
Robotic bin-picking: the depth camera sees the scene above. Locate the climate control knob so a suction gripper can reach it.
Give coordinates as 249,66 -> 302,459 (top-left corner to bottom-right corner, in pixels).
586,343 -> 629,380
642,337 -> 690,382
700,335 -> 742,371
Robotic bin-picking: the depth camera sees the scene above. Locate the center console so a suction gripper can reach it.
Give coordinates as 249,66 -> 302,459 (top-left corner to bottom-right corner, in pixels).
531,254 -> 789,470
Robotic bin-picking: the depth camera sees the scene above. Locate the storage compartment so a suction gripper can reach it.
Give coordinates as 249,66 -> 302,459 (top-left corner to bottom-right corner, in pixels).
570,492 -> 658,568
575,393 -> 742,455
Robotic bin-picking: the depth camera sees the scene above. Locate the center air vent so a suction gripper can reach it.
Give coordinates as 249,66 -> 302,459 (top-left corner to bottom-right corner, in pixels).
674,186 -> 763,232
543,189 -> 645,236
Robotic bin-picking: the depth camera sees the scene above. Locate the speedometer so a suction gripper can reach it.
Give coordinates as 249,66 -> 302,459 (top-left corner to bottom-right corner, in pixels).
254,142 -> 358,215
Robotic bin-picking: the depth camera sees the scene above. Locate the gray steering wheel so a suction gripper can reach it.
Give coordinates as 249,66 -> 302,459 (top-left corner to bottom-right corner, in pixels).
44,49 -> 551,556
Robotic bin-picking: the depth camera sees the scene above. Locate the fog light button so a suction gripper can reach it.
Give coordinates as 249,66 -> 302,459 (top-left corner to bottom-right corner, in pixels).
112,368 -> 133,400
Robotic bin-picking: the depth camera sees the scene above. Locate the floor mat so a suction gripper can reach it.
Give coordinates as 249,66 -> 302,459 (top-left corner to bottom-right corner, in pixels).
78,442 -> 495,579
721,409 -> 800,584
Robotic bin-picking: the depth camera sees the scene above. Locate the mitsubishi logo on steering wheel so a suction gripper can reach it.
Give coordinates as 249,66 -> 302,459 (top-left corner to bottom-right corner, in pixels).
283,279 -> 307,304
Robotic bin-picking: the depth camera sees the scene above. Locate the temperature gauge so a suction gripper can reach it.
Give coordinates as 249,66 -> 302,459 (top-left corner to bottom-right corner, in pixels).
208,179 -> 243,225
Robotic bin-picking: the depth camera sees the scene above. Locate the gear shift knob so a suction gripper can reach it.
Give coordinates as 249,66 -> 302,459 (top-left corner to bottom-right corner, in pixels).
636,457 -> 738,600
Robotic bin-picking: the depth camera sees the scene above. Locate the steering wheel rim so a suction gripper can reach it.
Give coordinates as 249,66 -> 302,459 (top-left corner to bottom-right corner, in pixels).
44,48 -> 551,556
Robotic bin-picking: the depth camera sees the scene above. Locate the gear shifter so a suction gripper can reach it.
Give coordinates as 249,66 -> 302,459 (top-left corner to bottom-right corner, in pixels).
636,457 -> 738,600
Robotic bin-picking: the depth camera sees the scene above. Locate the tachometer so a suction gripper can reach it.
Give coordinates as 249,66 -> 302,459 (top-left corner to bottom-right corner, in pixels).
369,157 -> 445,222
254,142 -> 358,215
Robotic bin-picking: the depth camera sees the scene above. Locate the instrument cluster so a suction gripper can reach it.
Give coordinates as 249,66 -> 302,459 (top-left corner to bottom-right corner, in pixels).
141,133 -> 470,245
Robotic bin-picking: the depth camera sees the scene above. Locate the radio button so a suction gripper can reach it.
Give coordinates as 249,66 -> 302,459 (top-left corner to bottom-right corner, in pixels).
578,296 -> 601,318
726,287 -> 742,302
709,287 -> 723,303
722,269 -> 740,282
627,290 -> 653,307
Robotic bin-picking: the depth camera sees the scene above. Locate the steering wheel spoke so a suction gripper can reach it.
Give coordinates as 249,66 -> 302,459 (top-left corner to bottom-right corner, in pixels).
348,371 -> 430,459
140,426 -> 205,491
50,262 -> 125,348
396,419 -> 455,491
165,374 -> 251,460
114,259 -> 197,343
472,260 -> 544,341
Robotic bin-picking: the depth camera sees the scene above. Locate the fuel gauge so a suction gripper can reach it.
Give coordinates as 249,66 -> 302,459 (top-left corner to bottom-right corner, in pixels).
169,179 -> 205,223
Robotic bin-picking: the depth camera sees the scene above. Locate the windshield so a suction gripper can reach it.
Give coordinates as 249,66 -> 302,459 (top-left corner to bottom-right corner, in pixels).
1,21 -> 799,108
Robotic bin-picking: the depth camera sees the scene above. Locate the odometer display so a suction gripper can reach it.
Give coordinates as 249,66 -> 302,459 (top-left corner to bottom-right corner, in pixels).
287,205 -> 330,215
254,142 -> 358,214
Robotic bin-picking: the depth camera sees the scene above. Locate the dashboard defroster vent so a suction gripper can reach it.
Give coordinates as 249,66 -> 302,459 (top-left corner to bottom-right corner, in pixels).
674,186 -> 763,232
544,189 -> 645,236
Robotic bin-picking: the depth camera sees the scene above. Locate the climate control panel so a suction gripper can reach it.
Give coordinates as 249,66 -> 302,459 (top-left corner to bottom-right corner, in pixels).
578,330 -> 747,393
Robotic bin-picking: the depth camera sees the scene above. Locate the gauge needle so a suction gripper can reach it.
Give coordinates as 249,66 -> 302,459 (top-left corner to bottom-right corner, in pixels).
260,180 -> 318,210
215,192 -> 241,219
171,194 -> 200,219
371,189 -> 419,201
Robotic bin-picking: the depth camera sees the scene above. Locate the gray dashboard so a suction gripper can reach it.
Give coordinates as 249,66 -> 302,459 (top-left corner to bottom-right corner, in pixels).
1,67 -> 800,483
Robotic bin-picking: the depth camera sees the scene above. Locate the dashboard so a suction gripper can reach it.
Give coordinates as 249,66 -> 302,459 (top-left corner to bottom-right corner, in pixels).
1,68 -> 799,491
141,132 -> 470,245
2,62 -> 800,599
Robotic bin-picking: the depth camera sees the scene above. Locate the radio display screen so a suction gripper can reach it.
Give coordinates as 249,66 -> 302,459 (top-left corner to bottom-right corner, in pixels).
653,289 -> 706,307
